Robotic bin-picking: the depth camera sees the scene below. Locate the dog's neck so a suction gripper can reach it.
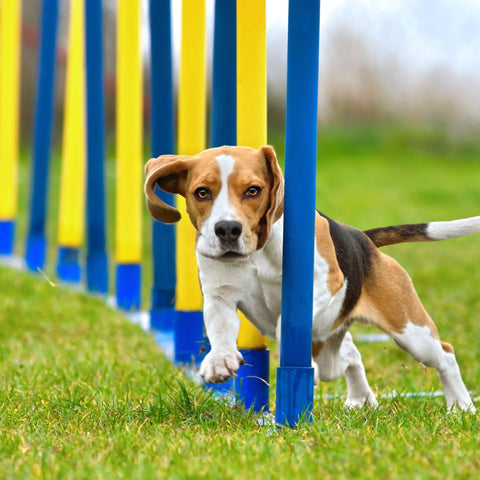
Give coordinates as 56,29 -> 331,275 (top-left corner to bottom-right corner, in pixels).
254,215 -> 284,270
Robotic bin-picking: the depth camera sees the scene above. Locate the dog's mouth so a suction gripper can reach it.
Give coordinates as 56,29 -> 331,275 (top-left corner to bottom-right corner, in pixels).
221,251 -> 248,260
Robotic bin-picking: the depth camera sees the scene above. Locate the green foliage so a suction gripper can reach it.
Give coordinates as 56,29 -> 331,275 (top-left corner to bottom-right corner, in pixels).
2,125 -> 480,478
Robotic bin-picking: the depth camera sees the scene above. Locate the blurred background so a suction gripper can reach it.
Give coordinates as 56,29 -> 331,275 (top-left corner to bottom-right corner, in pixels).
19,0 -> 480,146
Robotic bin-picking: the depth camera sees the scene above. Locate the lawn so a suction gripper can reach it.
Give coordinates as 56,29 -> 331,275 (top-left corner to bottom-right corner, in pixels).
1,125 -> 480,479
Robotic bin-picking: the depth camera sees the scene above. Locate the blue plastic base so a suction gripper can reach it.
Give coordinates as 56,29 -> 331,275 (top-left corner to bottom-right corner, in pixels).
0,221 -> 15,256
116,263 -> 141,311
235,348 -> 270,412
174,310 -> 204,366
86,249 -> 108,295
56,247 -> 81,283
205,378 -> 235,399
150,306 -> 175,331
275,366 -> 314,427
25,233 -> 46,272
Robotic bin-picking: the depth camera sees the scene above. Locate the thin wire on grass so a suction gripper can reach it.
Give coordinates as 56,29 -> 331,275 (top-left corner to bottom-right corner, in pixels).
37,267 -> 57,287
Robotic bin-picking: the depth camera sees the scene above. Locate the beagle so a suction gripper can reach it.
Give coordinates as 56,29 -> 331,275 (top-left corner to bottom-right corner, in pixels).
144,145 -> 479,412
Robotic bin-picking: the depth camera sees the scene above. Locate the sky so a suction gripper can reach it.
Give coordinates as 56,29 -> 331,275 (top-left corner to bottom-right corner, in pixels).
140,0 -> 480,77
138,0 -> 480,124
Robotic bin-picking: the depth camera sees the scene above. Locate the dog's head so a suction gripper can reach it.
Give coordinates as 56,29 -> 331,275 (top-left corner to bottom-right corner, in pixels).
144,145 -> 284,259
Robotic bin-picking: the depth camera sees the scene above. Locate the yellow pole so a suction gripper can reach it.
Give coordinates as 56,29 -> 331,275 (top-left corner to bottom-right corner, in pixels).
176,0 -> 206,312
0,0 -> 22,253
116,0 -> 143,309
57,0 -> 86,249
236,0 -> 267,350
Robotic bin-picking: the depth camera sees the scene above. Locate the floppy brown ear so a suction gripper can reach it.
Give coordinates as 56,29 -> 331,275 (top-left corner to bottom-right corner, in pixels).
144,154 -> 192,223
257,145 -> 284,249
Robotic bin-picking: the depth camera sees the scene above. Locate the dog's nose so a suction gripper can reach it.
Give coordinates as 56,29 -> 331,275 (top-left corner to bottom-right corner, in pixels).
214,221 -> 242,242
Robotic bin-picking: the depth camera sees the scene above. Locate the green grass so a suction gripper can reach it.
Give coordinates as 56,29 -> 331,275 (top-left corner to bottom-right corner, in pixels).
2,124 -> 480,478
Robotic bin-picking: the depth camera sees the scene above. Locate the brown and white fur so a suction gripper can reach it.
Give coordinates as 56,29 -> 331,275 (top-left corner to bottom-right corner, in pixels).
144,145 -> 479,412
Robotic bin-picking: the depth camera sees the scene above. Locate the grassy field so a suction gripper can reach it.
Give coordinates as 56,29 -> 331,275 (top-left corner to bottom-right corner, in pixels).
1,125 -> 480,478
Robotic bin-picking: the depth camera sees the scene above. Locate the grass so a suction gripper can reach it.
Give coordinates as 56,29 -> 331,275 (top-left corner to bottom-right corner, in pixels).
1,124 -> 480,478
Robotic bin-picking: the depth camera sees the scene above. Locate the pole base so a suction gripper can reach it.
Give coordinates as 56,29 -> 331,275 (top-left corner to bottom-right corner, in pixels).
174,310 -> 204,367
116,263 -> 141,311
56,246 -> 81,283
275,366 -> 314,427
235,348 -> 270,413
0,221 -> 15,256
86,249 -> 108,295
25,233 -> 46,272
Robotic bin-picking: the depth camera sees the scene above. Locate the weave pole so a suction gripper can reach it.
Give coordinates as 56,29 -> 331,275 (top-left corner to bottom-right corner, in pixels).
149,0 -> 176,350
0,0 -> 22,256
236,0 -> 270,412
115,0 -> 143,310
85,0 -> 108,294
206,0 -> 237,394
175,0 -> 207,365
211,0 -> 237,149
56,0 -> 86,283
275,0 -> 320,427
25,0 -> 59,271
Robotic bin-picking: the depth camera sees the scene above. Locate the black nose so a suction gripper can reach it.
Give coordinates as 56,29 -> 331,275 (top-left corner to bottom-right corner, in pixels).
214,221 -> 242,242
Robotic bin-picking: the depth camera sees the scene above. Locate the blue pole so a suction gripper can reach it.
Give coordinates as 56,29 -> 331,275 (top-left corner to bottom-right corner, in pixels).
210,0 -> 237,148
24,0 -> 59,272
85,0 -> 108,294
205,0 -> 237,396
276,0 -> 320,427
149,0 -> 176,352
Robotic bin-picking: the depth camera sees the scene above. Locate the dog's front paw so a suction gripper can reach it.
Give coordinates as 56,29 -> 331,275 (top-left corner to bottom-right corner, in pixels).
199,350 -> 245,384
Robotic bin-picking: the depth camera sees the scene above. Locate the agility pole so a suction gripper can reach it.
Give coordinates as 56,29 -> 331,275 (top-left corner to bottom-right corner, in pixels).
116,0 -> 143,310
25,0 -> 59,272
236,0 -> 270,412
0,0 -> 22,257
56,0 -> 86,283
149,0 -> 177,347
175,0 -> 208,365
275,0 -> 320,427
85,0 -> 108,294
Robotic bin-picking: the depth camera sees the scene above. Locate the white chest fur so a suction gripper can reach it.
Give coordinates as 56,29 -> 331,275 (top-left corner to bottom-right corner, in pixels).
197,217 -> 347,341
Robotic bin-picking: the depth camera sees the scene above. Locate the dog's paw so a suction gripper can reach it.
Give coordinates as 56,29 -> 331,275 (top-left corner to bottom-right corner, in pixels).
199,350 -> 245,384
344,390 -> 378,409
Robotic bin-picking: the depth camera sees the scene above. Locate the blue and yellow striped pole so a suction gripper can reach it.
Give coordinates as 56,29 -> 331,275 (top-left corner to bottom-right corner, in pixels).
85,0 -> 108,295
56,0 -> 85,282
149,0 -> 176,349
236,0 -> 270,412
276,0 -> 320,427
0,0 -> 22,256
25,0 -> 59,271
175,0 -> 207,365
115,0 -> 143,310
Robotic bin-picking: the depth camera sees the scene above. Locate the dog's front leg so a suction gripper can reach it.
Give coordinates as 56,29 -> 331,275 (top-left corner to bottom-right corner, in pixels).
199,293 -> 244,384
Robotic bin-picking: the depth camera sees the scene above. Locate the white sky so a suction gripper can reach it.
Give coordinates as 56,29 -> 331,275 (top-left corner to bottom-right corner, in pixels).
140,0 -> 480,114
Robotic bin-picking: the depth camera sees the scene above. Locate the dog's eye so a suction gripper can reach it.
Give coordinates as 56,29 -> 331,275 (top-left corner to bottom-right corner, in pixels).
194,187 -> 211,201
245,186 -> 262,198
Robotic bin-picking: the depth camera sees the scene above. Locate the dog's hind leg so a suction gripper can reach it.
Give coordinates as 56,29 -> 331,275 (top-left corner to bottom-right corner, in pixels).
313,331 -> 378,408
390,321 -> 475,412
361,252 -> 475,412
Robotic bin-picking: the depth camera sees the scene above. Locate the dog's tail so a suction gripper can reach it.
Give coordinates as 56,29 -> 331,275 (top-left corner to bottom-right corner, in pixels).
364,216 -> 480,248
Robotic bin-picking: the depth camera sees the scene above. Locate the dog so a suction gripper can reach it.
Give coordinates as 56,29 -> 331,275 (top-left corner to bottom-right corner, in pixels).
144,145 -> 479,412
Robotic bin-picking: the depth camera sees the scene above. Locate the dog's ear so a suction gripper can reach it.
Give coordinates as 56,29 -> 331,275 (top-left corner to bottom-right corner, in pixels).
144,154 -> 192,223
257,145 -> 284,249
